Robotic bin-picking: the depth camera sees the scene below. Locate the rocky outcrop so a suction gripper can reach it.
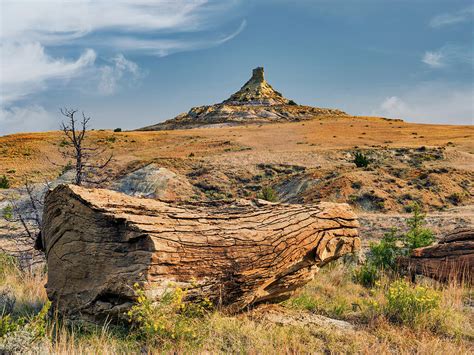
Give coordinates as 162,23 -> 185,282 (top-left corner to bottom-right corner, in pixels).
138,67 -> 347,131
223,67 -> 289,106
400,228 -> 473,283
110,164 -> 195,202
41,184 -> 360,322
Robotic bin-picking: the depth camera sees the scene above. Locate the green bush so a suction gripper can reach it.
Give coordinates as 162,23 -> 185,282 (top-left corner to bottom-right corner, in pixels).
385,280 -> 440,326
354,204 -> 435,287
114,128 -> 122,132
257,187 -> 278,202
127,283 -> 211,346
2,206 -> 13,220
288,100 -> 298,106
353,263 -> 379,288
0,175 -> 10,189
353,152 -> 370,168
0,314 -> 22,337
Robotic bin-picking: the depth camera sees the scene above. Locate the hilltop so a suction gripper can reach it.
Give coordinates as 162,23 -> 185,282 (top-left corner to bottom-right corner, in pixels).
138,67 -> 347,131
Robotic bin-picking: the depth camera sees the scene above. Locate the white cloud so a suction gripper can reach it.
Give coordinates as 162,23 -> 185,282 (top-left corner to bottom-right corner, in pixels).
429,6 -> 474,28
0,105 -> 57,135
98,54 -> 142,95
422,51 -> 444,68
372,82 -> 474,125
421,45 -> 473,69
1,42 -> 96,104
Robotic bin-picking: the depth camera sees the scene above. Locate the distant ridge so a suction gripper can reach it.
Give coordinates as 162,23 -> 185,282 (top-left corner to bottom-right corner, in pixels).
138,67 -> 347,131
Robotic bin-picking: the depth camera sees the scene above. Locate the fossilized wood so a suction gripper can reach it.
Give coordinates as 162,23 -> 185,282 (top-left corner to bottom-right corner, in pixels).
42,184 -> 360,322
400,228 -> 474,283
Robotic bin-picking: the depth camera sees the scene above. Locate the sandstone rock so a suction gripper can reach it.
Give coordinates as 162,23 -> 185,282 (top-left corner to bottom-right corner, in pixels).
41,184 -> 360,322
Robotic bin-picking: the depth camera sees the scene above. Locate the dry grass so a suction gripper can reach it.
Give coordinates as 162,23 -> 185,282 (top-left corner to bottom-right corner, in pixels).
1,256 -> 473,354
1,116 -> 473,188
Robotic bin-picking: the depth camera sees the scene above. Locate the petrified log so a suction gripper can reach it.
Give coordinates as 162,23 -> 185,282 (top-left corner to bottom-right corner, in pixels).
400,228 -> 474,283
42,184 -> 360,322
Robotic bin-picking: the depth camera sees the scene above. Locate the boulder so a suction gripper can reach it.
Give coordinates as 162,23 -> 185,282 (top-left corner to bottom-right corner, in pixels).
41,184 -> 360,322
111,164 -> 195,202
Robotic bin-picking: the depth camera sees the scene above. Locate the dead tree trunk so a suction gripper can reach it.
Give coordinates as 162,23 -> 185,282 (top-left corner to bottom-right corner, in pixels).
399,228 -> 473,284
42,184 -> 360,322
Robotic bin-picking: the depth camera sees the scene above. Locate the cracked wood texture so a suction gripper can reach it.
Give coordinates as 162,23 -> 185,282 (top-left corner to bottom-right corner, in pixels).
42,184 -> 360,322
400,229 -> 473,283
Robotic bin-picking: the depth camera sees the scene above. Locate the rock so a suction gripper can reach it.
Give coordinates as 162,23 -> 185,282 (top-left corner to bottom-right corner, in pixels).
257,306 -> 355,332
399,228 -> 474,283
111,164 -> 195,202
137,67 -> 347,131
41,184 -> 360,322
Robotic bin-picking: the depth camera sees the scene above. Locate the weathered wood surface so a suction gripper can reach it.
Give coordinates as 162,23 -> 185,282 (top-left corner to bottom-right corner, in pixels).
42,184 -> 360,322
401,229 -> 473,283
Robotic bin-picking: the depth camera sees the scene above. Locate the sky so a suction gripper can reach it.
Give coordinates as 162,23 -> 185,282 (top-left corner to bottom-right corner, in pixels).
0,0 -> 473,135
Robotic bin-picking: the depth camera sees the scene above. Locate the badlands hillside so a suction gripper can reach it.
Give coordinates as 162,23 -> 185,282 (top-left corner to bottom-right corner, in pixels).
1,107 -> 473,246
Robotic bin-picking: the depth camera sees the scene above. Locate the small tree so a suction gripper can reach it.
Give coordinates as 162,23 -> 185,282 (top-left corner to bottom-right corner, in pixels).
404,203 -> 435,250
58,108 -> 113,186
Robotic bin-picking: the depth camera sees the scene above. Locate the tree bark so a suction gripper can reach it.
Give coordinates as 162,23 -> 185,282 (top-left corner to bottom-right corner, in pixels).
399,229 -> 473,283
42,184 -> 360,322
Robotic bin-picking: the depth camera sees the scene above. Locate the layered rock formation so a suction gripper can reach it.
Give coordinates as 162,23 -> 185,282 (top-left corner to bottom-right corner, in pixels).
41,184 -> 360,322
138,67 -> 346,131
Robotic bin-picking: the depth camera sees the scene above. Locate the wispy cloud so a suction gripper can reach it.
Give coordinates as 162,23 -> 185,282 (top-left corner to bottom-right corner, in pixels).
1,42 -> 97,104
109,19 -> 247,56
422,51 -> 444,68
429,5 -> 474,28
0,0 -> 245,135
372,82 -> 474,125
98,54 -> 143,95
421,44 -> 473,69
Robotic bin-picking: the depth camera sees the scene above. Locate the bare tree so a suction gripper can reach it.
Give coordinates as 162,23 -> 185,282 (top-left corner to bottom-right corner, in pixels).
58,108 -> 113,186
2,180 -> 46,270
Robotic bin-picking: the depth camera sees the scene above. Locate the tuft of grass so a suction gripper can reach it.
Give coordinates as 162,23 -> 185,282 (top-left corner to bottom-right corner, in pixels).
0,175 -> 10,189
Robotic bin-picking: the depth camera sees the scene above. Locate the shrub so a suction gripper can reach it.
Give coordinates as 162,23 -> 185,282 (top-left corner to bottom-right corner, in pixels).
353,263 -> 379,288
288,100 -> 298,106
0,175 -> 10,189
385,280 -> 440,326
127,283 -> 211,346
0,314 -> 22,337
353,152 -> 370,168
447,192 -> 464,205
257,186 -> 278,202
114,128 -> 122,132
2,205 -> 13,220
354,205 -> 435,287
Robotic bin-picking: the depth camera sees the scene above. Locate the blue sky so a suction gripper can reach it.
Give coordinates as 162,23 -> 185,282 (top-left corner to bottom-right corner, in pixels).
1,0 -> 473,135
